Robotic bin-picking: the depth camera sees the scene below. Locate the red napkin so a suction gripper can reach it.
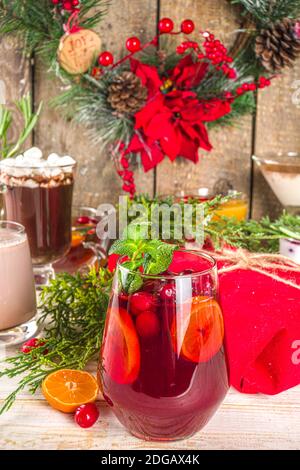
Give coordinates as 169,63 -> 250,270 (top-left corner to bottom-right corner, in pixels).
218,263 -> 300,395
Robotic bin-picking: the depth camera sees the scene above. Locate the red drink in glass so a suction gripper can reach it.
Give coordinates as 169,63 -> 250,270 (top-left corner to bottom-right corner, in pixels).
99,250 -> 229,441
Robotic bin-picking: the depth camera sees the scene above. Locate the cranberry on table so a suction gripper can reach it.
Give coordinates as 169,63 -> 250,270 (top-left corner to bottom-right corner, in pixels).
129,292 -> 156,316
136,311 -> 160,338
21,338 -> 47,354
75,403 -> 99,428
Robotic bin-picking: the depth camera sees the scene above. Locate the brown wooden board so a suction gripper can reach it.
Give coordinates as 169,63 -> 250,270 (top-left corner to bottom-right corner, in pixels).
33,0 -> 158,210
253,62 -> 300,219
157,0 -> 253,208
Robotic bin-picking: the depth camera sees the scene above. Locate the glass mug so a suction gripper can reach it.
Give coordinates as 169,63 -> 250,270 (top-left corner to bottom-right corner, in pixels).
99,250 -> 229,441
175,188 -> 249,221
0,160 -> 76,285
0,221 -> 37,345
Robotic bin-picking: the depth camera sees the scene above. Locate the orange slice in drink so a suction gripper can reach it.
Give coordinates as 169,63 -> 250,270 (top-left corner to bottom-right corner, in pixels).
102,307 -> 140,384
42,369 -> 98,413
172,296 -> 224,363
71,230 -> 85,248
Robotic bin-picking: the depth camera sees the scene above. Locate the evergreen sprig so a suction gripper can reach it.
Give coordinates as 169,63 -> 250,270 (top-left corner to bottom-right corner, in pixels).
231,0 -> 300,25
0,267 -> 112,415
0,93 -> 42,159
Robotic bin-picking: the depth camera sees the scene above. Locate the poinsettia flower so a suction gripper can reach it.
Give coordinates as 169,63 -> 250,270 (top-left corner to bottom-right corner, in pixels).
134,90 -> 217,163
128,55 -> 232,169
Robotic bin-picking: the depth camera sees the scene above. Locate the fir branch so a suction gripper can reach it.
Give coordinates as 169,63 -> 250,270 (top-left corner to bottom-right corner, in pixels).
231,0 -> 300,25
0,267 -> 112,415
206,212 -> 300,252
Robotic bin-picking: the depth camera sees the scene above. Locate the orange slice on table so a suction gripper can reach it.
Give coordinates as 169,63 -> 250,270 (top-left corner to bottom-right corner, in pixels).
171,296 -> 224,363
102,307 -> 140,385
42,369 -> 98,413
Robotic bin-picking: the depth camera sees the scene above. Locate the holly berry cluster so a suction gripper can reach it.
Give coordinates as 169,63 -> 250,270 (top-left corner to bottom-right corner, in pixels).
51,0 -> 80,13
117,145 -> 136,197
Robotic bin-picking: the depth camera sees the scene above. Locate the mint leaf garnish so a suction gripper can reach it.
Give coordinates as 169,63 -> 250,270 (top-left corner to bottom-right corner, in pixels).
109,219 -> 178,293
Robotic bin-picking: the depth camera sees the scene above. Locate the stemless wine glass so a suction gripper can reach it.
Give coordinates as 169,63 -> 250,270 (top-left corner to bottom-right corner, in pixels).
0,221 -> 37,345
99,250 -> 229,441
0,159 -> 76,286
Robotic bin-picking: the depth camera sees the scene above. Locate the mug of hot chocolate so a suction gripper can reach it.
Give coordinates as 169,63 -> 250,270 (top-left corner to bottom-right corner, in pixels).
0,147 -> 76,285
0,221 -> 37,345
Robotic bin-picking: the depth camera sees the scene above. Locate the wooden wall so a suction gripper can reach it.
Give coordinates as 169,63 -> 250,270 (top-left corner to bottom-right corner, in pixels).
2,0 -> 300,218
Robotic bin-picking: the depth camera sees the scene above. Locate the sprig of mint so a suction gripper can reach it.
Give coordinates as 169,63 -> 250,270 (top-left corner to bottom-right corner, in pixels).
109,219 -> 178,293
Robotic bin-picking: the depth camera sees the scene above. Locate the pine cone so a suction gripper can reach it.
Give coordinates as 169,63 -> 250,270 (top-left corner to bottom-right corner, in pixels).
255,18 -> 300,73
107,71 -> 148,114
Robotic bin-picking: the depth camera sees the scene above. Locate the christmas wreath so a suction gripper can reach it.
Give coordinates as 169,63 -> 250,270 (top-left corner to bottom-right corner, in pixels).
1,0 -> 300,195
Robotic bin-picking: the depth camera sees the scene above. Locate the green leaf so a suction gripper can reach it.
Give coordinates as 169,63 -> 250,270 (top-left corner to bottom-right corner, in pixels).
109,239 -> 138,257
124,218 -> 150,241
144,242 -> 177,275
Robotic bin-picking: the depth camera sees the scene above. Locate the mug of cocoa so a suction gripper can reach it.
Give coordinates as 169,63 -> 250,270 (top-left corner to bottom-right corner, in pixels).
0,148 -> 76,286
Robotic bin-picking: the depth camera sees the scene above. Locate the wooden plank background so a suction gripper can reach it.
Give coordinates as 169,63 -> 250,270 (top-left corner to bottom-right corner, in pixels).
1,0 -> 300,218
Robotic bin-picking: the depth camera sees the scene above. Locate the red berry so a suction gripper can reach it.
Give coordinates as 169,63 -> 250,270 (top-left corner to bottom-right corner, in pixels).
159,283 -> 176,302
76,215 -> 90,225
242,83 -> 250,91
227,68 -> 237,79
91,66 -> 102,79
224,91 -> 233,99
126,37 -> 141,53
63,0 -> 73,11
75,403 -> 99,428
98,51 -> 114,67
72,0 -> 80,5
136,311 -> 160,338
22,338 -> 47,354
265,78 -> 271,86
236,87 -> 244,95
122,183 -> 131,193
181,19 -> 195,35
249,83 -> 256,91
159,17 -> 174,34
120,157 -> 129,169
129,292 -> 156,316
52,0 -> 60,4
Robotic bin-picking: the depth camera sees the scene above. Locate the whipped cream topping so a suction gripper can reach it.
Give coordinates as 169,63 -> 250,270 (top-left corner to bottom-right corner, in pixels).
0,147 -> 76,188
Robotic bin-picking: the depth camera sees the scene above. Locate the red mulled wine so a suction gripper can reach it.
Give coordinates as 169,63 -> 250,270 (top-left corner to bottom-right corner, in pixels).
100,250 -> 229,441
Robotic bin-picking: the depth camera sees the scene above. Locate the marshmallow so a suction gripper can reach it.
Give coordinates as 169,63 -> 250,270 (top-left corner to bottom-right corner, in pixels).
60,156 -> 76,166
23,147 -> 43,160
47,153 -> 61,165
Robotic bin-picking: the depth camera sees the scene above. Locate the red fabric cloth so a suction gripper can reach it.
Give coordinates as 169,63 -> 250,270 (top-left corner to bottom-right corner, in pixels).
218,263 -> 300,395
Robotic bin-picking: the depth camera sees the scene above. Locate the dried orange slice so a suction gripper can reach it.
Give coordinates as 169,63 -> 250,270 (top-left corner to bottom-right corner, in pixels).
42,369 -> 98,413
172,296 -> 224,363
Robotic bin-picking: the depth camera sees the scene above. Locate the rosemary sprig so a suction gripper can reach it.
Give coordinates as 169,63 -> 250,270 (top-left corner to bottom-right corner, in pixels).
0,93 -> 42,159
0,267 -> 112,415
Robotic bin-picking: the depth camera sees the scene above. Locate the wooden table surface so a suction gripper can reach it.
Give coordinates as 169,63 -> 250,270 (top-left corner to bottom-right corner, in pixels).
0,355 -> 299,451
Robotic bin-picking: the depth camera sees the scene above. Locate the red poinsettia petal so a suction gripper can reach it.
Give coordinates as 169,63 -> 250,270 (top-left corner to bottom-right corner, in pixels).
193,122 -> 213,151
130,58 -> 162,98
135,95 -> 165,130
141,140 -> 165,171
126,133 -> 164,172
198,98 -> 231,122
178,133 -> 200,163
169,54 -> 209,89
